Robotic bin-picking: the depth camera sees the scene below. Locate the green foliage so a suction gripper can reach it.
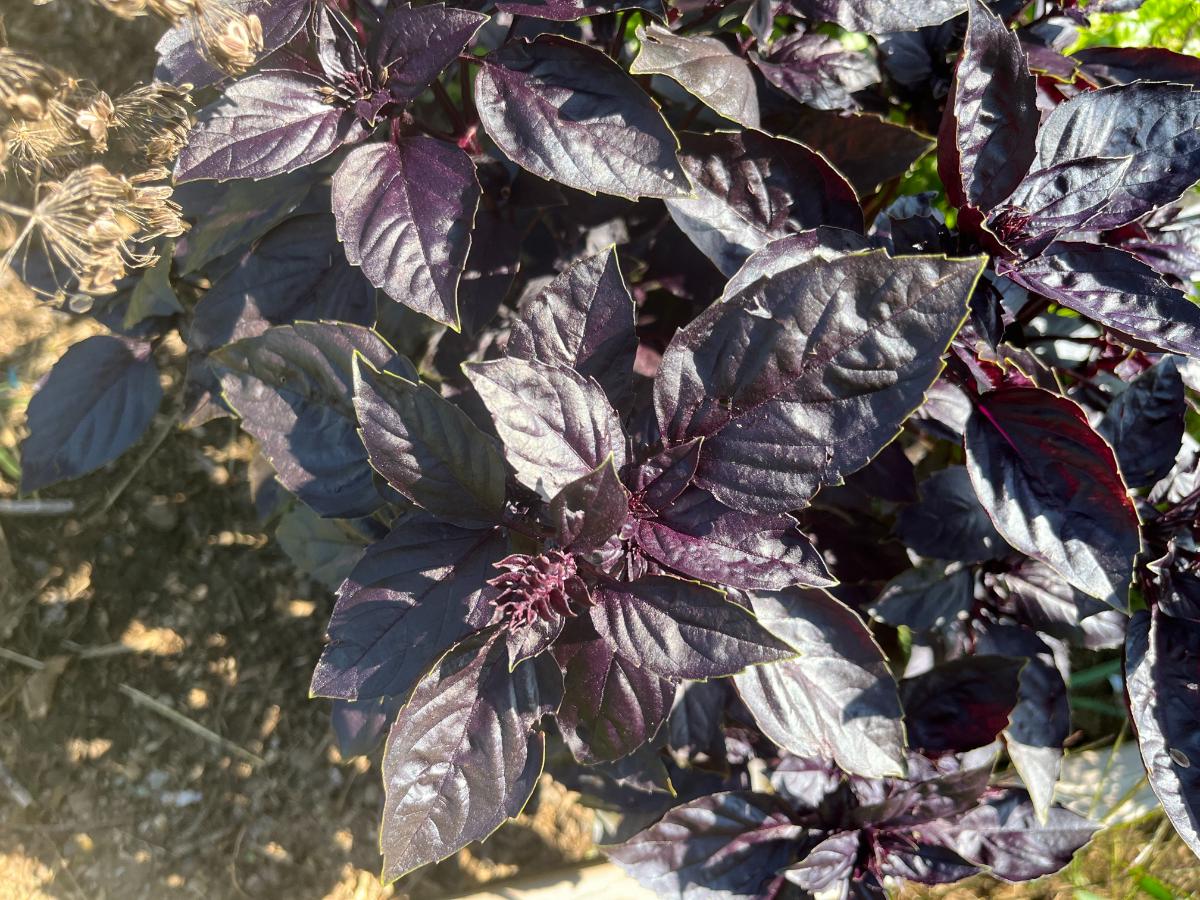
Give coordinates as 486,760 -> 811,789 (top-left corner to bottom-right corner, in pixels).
1073,0 -> 1200,54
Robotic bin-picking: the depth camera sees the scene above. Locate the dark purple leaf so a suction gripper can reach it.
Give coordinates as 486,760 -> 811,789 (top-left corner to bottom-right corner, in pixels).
474,36 -> 689,200
869,563 -> 976,632
213,322 -> 407,518
608,791 -> 803,900
20,336 -> 162,493
311,516 -> 505,702
630,26 -> 760,128
465,357 -> 626,498
768,755 -> 843,809
634,439 -> 703,512
497,0 -> 663,21
1099,357 -> 1186,489
380,634 -> 559,879
1127,606 -> 1200,859
900,656 -> 1023,755
990,558 -> 1124,650
875,833 -> 979,885
785,109 -> 935,197
790,0 -> 968,33
1074,46 -> 1200,87
733,589 -> 906,778
667,680 -> 728,764
175,71 -> 367,183
655,243 -> 984,514
591,577 -> 795,680
551,457 -> 630,554
894,466 -> 1007,563
664,131 -> 862,276
965,385 -> 1142,605
313,3 -> 368,84
457,205 -> 522,336
332,139 -> 480,330
751,32 -> 879,111
633,487 -> 834,591
353,359 -> 508,522
782,830 -> 858,892
331,694 -> 403,759
507,248 -> 637,407
368,2 -> 488,103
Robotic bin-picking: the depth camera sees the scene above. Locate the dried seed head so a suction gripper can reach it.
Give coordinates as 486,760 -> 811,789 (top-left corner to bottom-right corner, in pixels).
109,82 -> 192,165
147,0 -> 196,20
206,9 -> 263,74
75,91 -> 115,148
94,0 -> 151,18
486,551 -> 588,630
3,114 -> 82,177
0,47 -> 59,112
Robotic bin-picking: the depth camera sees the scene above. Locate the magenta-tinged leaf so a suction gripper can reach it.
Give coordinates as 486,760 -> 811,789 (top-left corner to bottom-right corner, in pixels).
1099,357 -> 1186,489
608,791 -> 803,899
591,577 -> 794,680
474,36 -> 690,200
1127,606 -> 1200,859
633,487 -> 834,591
751,31 -> 879,111
733,589 -> 906,778
20,336 -> 161,493
630,26 -> 760,128
664,131 -> 862,276
465,357 -> 626,498
900,656 -> 1023,755
310,514 -> 506,701
352,359 -> 508,522
791,0 -> 968,33
174,71 -> 366,182
507,249 -> 637,407
655,244 -> 984,514
497,0 -> 663,20
369,2 -> 488,103
332,139 -> 480,329
380,634 -> 560,879
551,457 -> 630,554
965,386 -> 1142,605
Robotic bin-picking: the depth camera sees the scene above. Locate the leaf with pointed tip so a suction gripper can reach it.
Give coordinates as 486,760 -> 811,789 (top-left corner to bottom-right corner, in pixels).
634,439 -> 703,512
311,515 -> 506,701
591,577 -> 794,680
474,36 -> 689,200
900,656 -> 1023,755
733,589 -> 906,778
551,457 -> 630,554
870,563 -> 975,632
332,139 -> 479,330
1099,358 -> 1186,489
175,72 -> 366,183
751,32 -> 879,111
380,634 -> 560,880
1127,606 -> 1200,860
275,505 -> 371,591
1073,46 -> 1200,87
507,249 -> 637,407
353,360 -> 507,522
782,831 -> 859,892
895,466 -> 1007,563
465,357 -> 626,498
664,131 -> 862,276
313,3 -> 368,84
667,680 -> 728,763
965,386 -> 1141,605
655,245 -> 984,514
368,3 -> 487,103
938,0 -> 1038,215
991,558 -> 1124,650
331,694 -> 403,759
790,0 -> 968,34
20,336 -> 162,494
553,623 -> 676,763
786,108 -> 934,197
497,0 -> 663,20
633,487 -> 833,591
630,26 -> 759,128
214,322 -> 409,518
608,791 -> 803,900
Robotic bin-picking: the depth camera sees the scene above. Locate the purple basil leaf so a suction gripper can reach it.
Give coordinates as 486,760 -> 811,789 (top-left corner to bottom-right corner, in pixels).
380,633 -> 559,879
20,336 -> 162,494
634,439 -> 703,512
633,486 -> 834,591
869,562 -> 976,632
655,242 -> 984,514
786,108 -> 935,197
965,385 -> 1142,605
332,139 -> 480,330
1000,242 -> 1200,358
551,456 -> 630,554
938,0 -> 1038,215
1099,357 -> 1186,489
733,589 -> 906,778
667,680 -> 728,763
465,357 -> 626,498
751,32 -> 879,111
1127,606 -> 1200,859
474,36 -> 690,200
369,2 -> 488,103
590,577 -> 795,680
768,755 -> 843,809
190,214 -> 375,353
990,558 -> 1124,650
352,359 -> 508,522
554,623 -> 676,762
457,203 -> 522,337
274,504 -> 372,591
894,466 -> 1007,563
507,248 -> 637,408
947,790 -> 1096,882
313,2 -> 368,84
1073,46 -> 1200,87
875,834 -> 980,885
630,26 -> 760,129
311,515 -> 506,701
496,0 -> 663,21
608,791 -> 804,900
782,830 -> 858,892
175,71 -> 367,183
331,694 -> 403,759
213,322 -> 407,518
664,131 -> 863,277
790,0 -> 968,33
900,656 -> 1023,755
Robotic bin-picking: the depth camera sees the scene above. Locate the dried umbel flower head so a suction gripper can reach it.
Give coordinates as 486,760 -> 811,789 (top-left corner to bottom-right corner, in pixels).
109,83 -> 192,165
94,0 -> 151,18
202,7 -> 263,74
487,551 -> 588,630
2,114 -> 82,177
0,47 -> 59,114
75,91 -> 116,148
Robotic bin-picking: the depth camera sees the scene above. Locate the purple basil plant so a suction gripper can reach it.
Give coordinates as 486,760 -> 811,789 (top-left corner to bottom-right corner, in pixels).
16,0 -> 1200,894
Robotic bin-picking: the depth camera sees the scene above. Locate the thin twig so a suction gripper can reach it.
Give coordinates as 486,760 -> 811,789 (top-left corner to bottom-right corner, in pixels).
117,683 -> 265,766
0,646 -> 46,670
0,499 -> 76,516
0,759 -> 33,808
